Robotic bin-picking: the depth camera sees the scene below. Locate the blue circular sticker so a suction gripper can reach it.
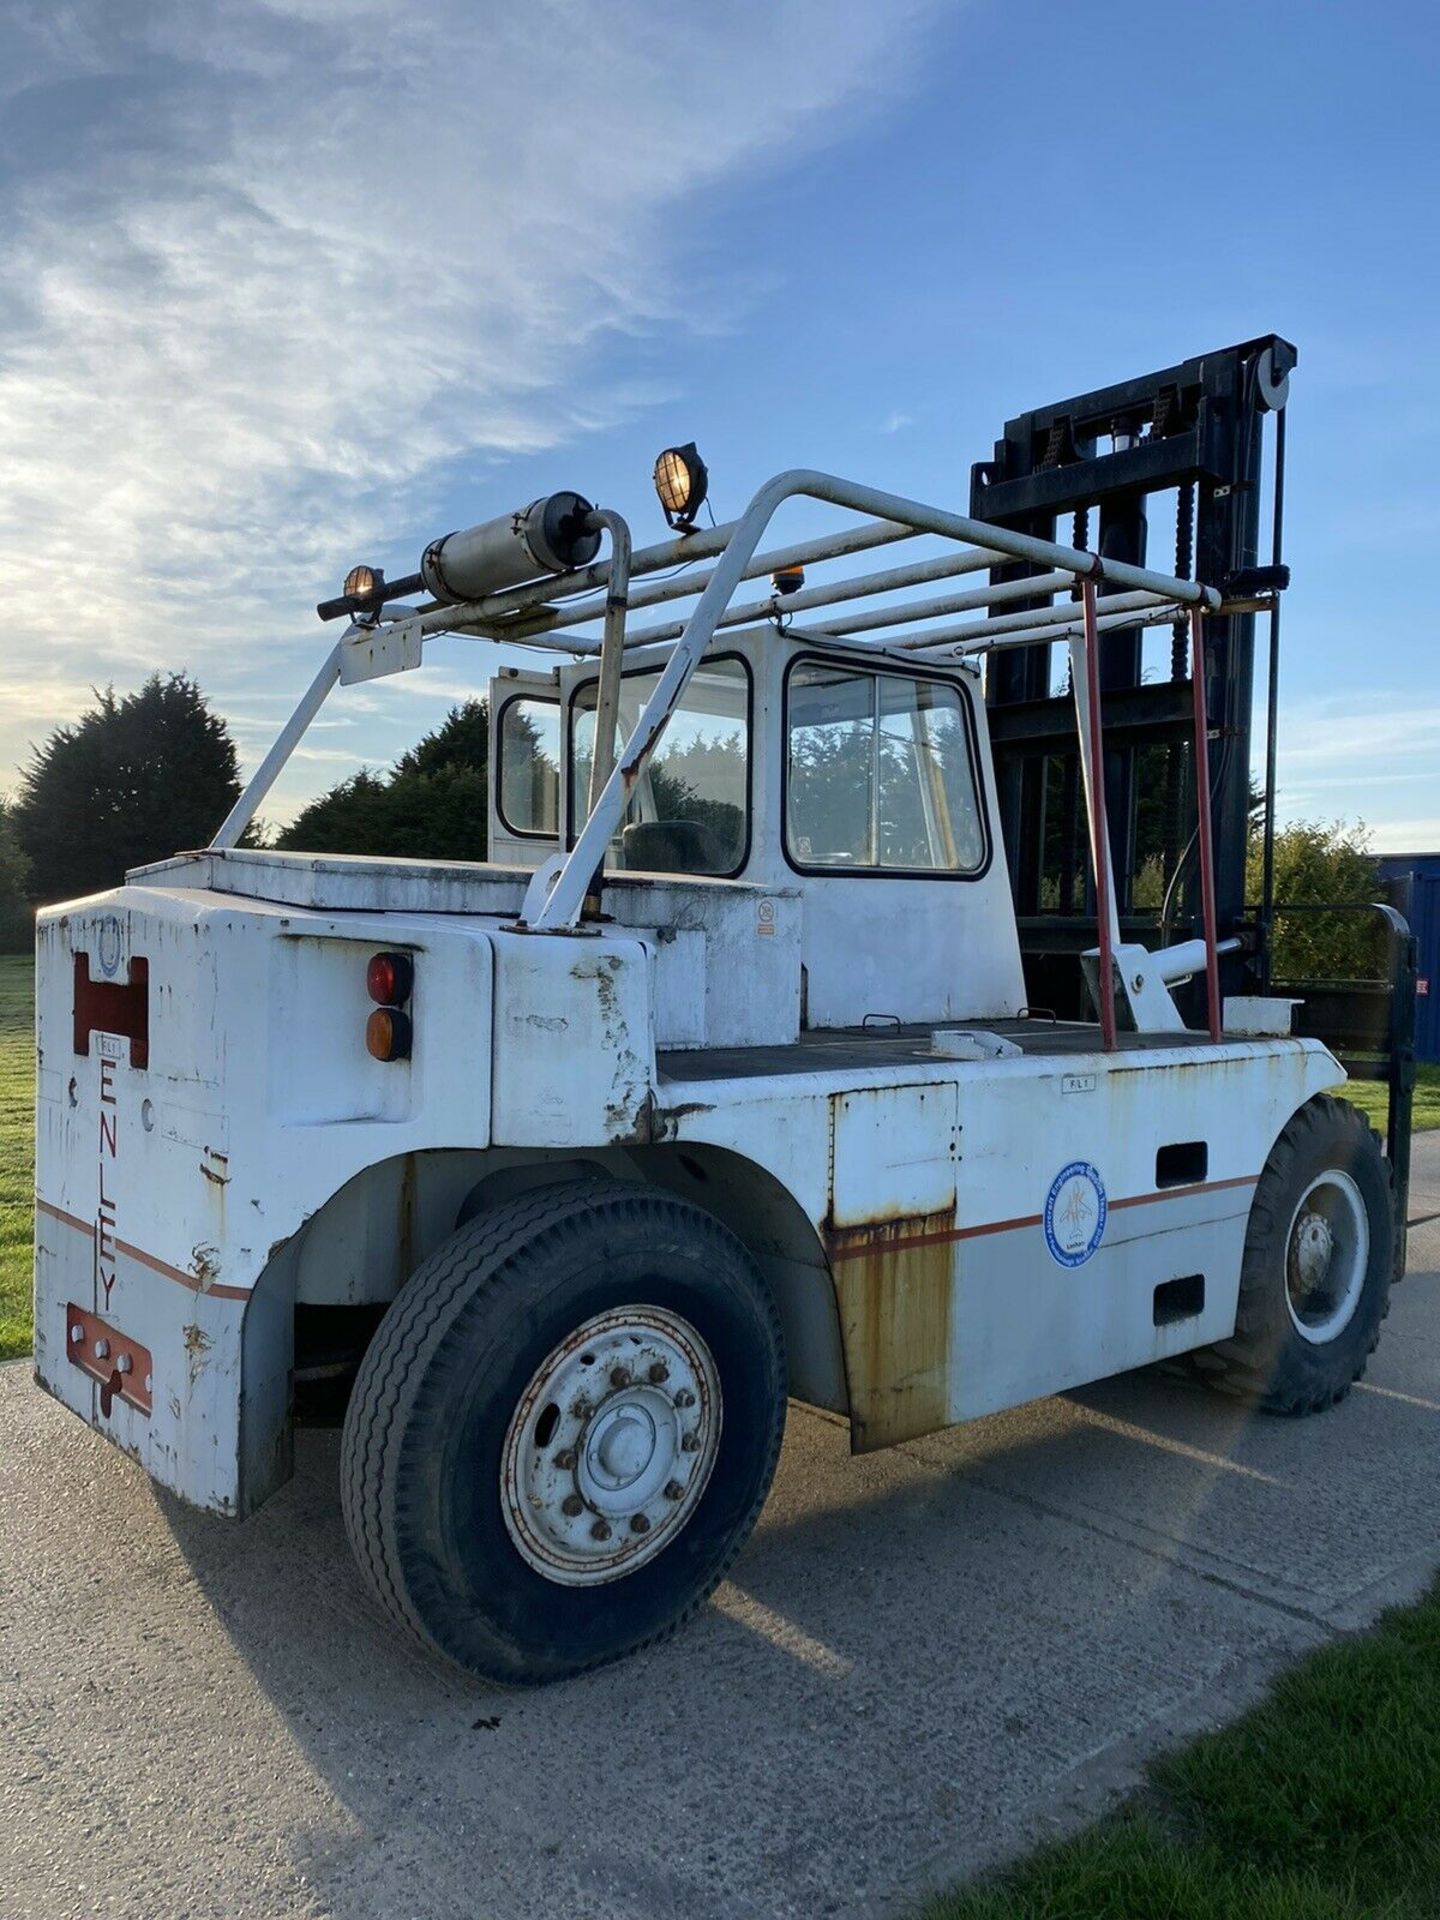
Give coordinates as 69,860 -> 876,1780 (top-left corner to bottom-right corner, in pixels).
1044,1161 -> 1108,1268
97,915 -> 122,979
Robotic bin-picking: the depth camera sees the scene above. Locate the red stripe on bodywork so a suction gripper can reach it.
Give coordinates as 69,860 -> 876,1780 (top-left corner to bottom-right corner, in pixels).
826,1174 -> 1258,1263
37,1198 -> 251,1300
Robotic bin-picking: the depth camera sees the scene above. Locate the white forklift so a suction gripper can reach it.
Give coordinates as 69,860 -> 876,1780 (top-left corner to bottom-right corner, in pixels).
33,345 -> 1407,1683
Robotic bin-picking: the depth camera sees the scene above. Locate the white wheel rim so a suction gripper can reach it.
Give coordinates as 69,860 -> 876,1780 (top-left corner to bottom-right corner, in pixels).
1284,1169 -> 1369,1345
500,1305 -> 722,1586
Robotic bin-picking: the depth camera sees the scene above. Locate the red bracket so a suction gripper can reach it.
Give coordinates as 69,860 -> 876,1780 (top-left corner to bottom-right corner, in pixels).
1189,607 -> 1223,1043
1080,580 -> 1118,1052
74,952 -> 149,1068
65,1303 -> 153,1418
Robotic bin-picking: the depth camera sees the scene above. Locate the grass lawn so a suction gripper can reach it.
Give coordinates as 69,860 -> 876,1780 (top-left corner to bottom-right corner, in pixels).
0,954 -> 34,1361
928,1577 -> 1440,1919
1336,1061 -> 1440,1135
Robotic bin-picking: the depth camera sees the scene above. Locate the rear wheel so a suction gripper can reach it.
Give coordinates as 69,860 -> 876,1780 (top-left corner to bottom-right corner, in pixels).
340,1180 -> 786,1683
1197,1095 -> 1393,1414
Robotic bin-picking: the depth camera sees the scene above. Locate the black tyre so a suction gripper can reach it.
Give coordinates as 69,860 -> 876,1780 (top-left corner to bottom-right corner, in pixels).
1196,1095 -> 1393,1414
340,1179 -> 786,1683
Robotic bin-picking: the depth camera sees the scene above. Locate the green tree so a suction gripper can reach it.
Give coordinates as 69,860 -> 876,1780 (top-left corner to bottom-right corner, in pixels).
0,801 -> 32,951
279,701 -> 490,861
1247,818 -> 1384,981
13,673 -> 243,904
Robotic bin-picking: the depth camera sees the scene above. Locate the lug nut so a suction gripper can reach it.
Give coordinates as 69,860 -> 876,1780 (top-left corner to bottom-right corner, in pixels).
554,1448 -> 577,1471
664,1480 -> 684,1501
93,1338 -> 110,1360
630,1513 -> 651,1535
561,1493 -> 583,1517
647,1360 -> 669,1384
590,1518 -> 611,1541
674,1388 -> 695,1409
570,1399 -> 592,1421
681,1432 -> 700,1453
609,1366 -> 631,1389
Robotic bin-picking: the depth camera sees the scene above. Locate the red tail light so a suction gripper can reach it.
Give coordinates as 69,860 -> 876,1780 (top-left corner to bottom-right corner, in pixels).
367,950 -> 413,1006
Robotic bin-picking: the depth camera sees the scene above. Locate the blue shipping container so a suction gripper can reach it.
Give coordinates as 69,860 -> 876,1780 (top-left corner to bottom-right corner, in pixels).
1379,853 -> 1440,1064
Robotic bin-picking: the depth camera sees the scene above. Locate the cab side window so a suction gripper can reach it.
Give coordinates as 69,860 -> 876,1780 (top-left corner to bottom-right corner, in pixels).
786,664 -> 986,874
497,697 -> 562,837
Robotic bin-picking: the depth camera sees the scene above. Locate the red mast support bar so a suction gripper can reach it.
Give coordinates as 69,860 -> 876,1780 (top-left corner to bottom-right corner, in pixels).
1188,606 -> 1223,1042
1079,580 -> 1118,1052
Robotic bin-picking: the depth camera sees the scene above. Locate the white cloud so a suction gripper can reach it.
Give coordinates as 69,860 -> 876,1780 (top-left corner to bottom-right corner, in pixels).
1269,690 -> 1440,847
1368,821 -> 1440,855
0,0 -> 941,814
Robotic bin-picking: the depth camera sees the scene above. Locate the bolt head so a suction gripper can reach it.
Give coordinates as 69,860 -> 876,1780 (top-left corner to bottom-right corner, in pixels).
609,1366 -> 631,1390
560,1493 -> 583,1518
647,1360 -> 669,1384
115,1354 -> 132,1375
554,1448 -> 577,1471
590,1518 -> 611,1542
674,1387 -> 695,1409
69,1324 -> 84,1344
680,1432 -> 700,1453
630,1512 -> 651,1535
570,1399 -> 592,1421
143,1375 -> 153,1394
664,1480 -> 684,1501
93,1338 -> 110,1360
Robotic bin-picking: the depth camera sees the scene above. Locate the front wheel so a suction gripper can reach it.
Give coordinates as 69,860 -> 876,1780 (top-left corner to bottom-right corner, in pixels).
340,1180 -> 786,1683
1197,1095 -> 1394,1414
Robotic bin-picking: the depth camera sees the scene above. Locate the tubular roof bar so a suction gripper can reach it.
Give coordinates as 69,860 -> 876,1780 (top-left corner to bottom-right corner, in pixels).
525,469 -> 1219,930
781,598 -> 1183,660
389,515 -> 922,653
775,568 -> 1080,641
904,596 -> 1183,658
893,587 -> 1171,649
621,544 -> 1016,647
211,644 -> 342,849
506,516 -> 921,636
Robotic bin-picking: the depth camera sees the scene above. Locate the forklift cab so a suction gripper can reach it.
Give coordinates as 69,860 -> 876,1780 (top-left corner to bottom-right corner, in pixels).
487,628 -> 1026,1029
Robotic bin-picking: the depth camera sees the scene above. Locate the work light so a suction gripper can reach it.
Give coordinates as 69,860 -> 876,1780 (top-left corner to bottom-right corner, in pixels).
344,565 -> 379,599
653,443 -> 708,529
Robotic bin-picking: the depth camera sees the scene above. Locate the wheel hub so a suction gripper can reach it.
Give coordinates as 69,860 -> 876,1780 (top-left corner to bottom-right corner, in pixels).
1293,1211 -> 1334,1290
501,1305 -> 722,1585
1285,1170 -> 1369,1344
591,1404 -> 654,1487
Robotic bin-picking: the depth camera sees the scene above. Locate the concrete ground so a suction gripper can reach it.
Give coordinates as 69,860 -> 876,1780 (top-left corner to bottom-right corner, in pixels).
4,1139 -> 1439,1920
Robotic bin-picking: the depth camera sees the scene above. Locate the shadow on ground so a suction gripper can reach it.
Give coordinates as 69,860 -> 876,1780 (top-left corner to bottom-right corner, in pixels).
3,1207 -> 1438,1920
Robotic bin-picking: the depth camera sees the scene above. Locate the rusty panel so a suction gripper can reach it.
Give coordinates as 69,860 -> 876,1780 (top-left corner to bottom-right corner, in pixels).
830,1082 -> 958,1229
824,1210 -> 955,1452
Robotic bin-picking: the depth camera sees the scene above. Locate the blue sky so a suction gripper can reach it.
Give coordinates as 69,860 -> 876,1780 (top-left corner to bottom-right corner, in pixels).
1,0 -> 1436,847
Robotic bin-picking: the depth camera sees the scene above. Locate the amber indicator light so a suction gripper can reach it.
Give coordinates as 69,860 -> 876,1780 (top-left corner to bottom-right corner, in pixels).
366,1007 -> 412,1062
